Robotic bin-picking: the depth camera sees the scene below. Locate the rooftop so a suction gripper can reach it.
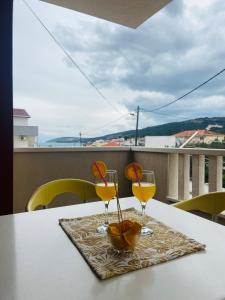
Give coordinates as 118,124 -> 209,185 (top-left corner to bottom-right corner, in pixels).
13,108 -> 30,118
175,130 -> 223,138
102,140 -> 121,147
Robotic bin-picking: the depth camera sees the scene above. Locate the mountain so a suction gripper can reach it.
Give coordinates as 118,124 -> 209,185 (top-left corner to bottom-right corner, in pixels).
47,117 -> 225,143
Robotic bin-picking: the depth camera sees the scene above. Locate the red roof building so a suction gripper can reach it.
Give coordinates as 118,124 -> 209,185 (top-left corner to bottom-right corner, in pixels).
175,129 -> 225,146
102,140 -> 121,147
13,108 -> 30,118
175,130 -> 222,138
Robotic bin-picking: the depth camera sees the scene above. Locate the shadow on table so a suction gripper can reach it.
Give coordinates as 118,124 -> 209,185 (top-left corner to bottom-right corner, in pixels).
91,267 -> 155,299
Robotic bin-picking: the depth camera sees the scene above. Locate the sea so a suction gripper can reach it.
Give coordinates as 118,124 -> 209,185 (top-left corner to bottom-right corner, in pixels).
39,142 -> 81,148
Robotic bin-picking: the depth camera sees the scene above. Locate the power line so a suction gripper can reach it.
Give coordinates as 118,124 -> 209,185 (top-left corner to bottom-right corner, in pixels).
22,0 -> 123,116
132,106 -> 187,117
141,109 -> 169,116
140,108 -> 191,120
141,67 -> 225,113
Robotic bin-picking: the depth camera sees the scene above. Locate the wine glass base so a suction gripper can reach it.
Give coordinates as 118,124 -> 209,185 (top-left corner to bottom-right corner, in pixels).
141,226 -> 153,236
96,224 -> 108,234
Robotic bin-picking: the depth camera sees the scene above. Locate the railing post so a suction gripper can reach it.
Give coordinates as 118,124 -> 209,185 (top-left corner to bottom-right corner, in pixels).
192,155 -> 205,197
208,156 -> 223,192
178,154 -> 190,200
167,153 -> 178,200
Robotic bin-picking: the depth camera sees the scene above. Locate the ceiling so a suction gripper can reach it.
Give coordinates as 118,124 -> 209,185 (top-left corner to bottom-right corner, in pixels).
41,0 -> 171,28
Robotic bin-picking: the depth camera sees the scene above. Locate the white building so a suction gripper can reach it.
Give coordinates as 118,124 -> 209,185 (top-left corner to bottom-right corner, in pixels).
145,136 -> 176,148
14,108 -> 38,148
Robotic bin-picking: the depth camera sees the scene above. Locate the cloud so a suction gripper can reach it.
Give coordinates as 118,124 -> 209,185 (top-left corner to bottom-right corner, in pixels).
13,0 -> 225,140
53,0 -> 225,98
164,0 -> 184,17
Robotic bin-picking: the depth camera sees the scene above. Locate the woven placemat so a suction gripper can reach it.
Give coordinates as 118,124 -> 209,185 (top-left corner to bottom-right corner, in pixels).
59,208 -> 205,280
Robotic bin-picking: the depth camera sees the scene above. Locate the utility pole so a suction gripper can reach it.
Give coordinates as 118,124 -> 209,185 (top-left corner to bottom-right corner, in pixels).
135,106 -> 140,146
79,132 -> 82,147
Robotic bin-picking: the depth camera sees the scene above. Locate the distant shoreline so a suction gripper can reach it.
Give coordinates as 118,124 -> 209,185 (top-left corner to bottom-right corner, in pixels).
39,142 -> 80,147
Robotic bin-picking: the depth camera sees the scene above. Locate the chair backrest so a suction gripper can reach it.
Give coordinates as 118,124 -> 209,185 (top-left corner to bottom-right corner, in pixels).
172,192 -> 225,216
27,179 -> 98,212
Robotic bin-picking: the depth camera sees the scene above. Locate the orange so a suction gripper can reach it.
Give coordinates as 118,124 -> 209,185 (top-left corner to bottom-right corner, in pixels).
125,162 -> 143,181
91,161 -> 107,178
108,220 -> 141,250
108,223 -> 120,235
130,221 -> 142,234
123,222 -> 141,247
123,230 -> 136,247
118,220 -> 133,233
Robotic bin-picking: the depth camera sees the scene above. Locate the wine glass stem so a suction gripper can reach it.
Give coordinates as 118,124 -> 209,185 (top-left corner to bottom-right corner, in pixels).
141,202 -> 146,226
104,201 -> 109,225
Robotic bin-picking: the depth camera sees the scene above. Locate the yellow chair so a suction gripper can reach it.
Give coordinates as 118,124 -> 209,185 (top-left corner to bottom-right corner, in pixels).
26,178 -> 98,212
172,192 -> 225,221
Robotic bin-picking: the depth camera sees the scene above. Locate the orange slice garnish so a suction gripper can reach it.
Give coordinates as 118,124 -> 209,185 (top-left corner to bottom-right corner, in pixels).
118,220 -> 133,233
123,222 -> 141,248
91,161 -> 107,178
108,223 -> 120,235
130,221 -> 142,234
123,230 -> 136,247
125,162 -> 143,181
123,222 -> 141,246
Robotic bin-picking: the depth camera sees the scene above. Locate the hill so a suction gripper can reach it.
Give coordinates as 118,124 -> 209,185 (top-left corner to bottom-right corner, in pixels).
47,117 -> 225,143
92,117 -> 225,140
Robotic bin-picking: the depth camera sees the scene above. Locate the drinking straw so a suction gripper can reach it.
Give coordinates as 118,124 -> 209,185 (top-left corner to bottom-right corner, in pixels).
114,180 -> 123,231
94,161 -> 107,186
132,163 -> 141,187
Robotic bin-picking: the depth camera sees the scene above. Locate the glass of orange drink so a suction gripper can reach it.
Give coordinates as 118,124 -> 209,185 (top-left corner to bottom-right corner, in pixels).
95,170 -> 118,234
132,170 -> 156,236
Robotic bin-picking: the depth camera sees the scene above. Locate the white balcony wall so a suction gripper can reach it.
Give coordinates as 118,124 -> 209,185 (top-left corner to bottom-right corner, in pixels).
14,125 -> 38,137
13,117 -> 28,126
14,136 -> 37,148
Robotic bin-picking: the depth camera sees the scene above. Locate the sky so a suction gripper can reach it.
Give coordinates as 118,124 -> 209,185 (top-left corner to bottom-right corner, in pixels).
13,0 -> 225,142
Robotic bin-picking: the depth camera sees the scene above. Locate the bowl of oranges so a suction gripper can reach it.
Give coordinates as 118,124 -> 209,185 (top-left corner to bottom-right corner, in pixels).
108,220 -> 141,252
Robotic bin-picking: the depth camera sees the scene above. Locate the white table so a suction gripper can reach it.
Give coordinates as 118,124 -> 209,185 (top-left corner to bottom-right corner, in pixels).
0,198 -> 225,300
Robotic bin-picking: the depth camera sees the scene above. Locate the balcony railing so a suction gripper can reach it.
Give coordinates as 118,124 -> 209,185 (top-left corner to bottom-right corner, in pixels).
166,148 -> 224,201
14,125 -> 38,137
14,147 -> 225,216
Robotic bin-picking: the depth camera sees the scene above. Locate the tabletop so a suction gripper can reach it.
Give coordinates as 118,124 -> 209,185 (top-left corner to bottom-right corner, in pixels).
0,197 -> 225,300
